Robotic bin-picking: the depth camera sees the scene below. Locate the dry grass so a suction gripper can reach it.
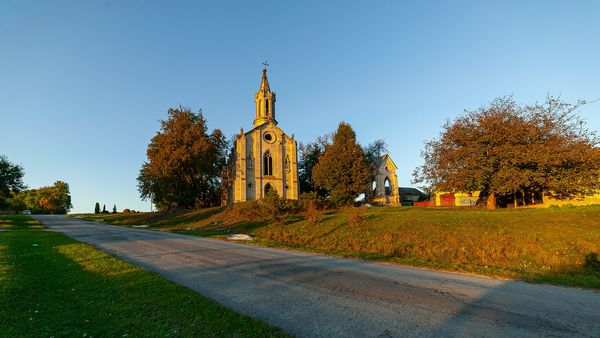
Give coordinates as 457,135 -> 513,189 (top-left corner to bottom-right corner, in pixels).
73,205 -> 600,288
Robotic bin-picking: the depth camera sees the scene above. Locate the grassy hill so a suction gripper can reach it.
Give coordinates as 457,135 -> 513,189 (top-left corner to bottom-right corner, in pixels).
74,204 -> 600,289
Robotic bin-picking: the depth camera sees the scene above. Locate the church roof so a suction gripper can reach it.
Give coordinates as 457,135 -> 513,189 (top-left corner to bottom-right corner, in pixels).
372,154 -> 398,170
242,120 -> 289,138
259,68 -> 270,92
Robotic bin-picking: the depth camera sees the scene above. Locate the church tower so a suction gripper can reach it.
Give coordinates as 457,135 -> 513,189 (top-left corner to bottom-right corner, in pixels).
228,67 -> 299,204
253,69 -> 277,127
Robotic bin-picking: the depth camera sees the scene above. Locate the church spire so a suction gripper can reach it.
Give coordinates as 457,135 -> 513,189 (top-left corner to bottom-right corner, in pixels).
253,66 -> 276,128
259,68 -> 270,92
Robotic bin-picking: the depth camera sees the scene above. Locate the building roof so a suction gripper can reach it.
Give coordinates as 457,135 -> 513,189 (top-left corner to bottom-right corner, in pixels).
398,187 -> 426,196
372,154 -> 398,170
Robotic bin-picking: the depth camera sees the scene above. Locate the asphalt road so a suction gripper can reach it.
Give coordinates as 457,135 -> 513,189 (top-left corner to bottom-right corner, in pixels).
34,215 -> 600,338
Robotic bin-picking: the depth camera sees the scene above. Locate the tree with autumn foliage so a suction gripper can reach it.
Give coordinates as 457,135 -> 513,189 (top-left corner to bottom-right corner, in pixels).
10,181 -> 72,214
137,107 -> 228,210
312,122 -> 371,205
413,96 -> 600,209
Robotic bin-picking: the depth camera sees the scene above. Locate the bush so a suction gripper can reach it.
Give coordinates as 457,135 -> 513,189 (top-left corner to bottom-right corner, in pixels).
262,189 -> 287,225
299,191 -> 336,211
348,207 -> 365,227
584,252 -> 600,274
305,201 -> 320,226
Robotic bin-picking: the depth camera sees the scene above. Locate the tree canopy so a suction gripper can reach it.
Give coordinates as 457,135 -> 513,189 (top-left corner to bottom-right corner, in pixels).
413,96 -> 600,208
137,107 -> 228,210
11,181 -> 72,214
312,122 -> 371,205
298,134 -> 330,195
0,155 -> 26,208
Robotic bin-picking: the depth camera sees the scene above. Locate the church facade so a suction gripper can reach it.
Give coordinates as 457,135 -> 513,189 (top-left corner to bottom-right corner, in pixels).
227,69 -> 299,204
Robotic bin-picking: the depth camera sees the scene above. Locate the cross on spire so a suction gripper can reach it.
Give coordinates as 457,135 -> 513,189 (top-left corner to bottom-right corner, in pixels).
262,60 -> 270,70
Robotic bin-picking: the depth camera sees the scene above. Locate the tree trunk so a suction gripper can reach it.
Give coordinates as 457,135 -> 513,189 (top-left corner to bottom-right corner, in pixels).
542,192 -> 546,205
522,190 -> 526,207
513,193 -> 517,208
487,193 -> 496,210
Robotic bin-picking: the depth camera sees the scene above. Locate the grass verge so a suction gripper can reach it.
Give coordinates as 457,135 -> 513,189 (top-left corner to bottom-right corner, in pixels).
73,204 -> 600,289
0,215 -> 289,337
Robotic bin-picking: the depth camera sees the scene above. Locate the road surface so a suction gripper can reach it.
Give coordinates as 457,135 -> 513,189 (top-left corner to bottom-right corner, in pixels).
34,215 -> 600,337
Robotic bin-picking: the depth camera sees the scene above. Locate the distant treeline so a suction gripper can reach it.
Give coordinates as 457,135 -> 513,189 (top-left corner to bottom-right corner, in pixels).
10,181 -> 72,214
1,155 -> 73,214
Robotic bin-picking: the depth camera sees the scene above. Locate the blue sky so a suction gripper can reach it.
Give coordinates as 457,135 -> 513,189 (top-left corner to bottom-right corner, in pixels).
1,1 -> 599,213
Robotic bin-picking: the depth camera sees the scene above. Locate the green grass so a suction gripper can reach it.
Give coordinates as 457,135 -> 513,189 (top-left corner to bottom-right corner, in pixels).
0,214 -> 45,229
73,205 -> 600,289
0,215 -> 289,337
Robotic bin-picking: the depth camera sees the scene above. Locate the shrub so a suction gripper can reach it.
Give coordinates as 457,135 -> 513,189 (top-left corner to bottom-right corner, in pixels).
584,252 -> 600,274
348,207 -> 365,227
305,201 -> 320,226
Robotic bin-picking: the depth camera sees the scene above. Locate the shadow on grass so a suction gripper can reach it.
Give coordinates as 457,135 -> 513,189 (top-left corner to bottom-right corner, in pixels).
0,215 -> 45,230
0,228 -> 287,337
531,252 -> 600,289
283,215 -> 305,225
147,207 -> 225,227
173,220 -> 272,238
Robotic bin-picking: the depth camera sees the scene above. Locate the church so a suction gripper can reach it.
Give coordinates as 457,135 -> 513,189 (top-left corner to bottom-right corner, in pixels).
226,68 -> 299,204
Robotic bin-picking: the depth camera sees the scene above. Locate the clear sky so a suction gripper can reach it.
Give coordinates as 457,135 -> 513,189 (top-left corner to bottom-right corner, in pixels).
1,1 -> 599,213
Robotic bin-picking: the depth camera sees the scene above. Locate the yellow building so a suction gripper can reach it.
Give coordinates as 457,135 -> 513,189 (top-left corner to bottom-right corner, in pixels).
228,68 -> 299,204
430,191 -> 600,208
432,191 -> 481,207
540,193 -> 600,207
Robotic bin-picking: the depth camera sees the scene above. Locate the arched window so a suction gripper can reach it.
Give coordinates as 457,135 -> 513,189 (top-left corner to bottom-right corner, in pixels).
384,177 -> 391,196
257,100 -> 261,116
285,155 -> 290,173
263,150 -> 272,176
265,99 -> 269,115
264,183 -> 273,195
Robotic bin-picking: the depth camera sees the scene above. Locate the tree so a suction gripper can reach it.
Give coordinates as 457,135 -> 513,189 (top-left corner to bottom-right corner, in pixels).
363,139 -> 388,161
137,107 -> 228,210
0,155 -> 26,208
413,96 -> 600,209
312,122 -> 371,205
95,202 -> 100,214
102,204 -> 107,213
10,181 -> 72,214
49,181 -> 72,214
298,134 -> 330,195
112,205 -> 117,214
